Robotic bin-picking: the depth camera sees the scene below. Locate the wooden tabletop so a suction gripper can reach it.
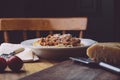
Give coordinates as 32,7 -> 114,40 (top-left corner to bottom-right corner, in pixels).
0,59 -> 58,80
20,60 -> 120,80
1,59 -> 120,80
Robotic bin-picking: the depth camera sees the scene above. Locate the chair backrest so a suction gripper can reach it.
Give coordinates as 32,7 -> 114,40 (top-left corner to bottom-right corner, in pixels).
0,17 -> 87,43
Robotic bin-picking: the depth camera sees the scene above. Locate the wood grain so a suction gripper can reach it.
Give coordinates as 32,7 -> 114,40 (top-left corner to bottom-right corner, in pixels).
0,59 -> 58,80
20,60 -> 120,80
0,17 -> 87,42
0,18 -> 87,30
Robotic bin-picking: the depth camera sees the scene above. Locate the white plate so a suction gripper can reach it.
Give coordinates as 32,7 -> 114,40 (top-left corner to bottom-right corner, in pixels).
21,38 -> 97,48
21,38 -> 97,60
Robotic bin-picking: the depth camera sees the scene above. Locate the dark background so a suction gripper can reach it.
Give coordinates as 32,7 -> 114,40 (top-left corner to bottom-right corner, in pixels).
0,0 -> 120,43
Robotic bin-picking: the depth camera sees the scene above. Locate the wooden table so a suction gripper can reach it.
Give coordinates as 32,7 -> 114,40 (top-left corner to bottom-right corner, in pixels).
20,60 -> 120,80
0,59 -> 58,80
1,59 -> 120,80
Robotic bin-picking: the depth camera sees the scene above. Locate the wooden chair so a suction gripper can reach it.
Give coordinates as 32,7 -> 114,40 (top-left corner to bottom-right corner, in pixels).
0,17 -> 87,43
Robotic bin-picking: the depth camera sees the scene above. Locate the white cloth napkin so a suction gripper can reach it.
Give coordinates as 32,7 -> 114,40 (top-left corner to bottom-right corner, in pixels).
0,43 -> 39,62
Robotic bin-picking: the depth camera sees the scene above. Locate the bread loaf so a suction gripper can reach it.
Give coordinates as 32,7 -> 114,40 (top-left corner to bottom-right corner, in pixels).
87,42 -> 120,65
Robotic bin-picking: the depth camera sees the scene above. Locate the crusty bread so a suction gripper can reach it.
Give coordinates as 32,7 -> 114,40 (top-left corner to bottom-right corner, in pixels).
87,42 -> 120,65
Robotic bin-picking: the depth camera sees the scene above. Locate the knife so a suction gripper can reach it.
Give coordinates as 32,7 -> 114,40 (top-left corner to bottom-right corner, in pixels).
69,57 -> 120,74
0,48 -> 25,59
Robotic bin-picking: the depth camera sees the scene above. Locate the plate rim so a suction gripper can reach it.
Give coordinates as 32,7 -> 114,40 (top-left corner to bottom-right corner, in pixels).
20,38 -> 97,49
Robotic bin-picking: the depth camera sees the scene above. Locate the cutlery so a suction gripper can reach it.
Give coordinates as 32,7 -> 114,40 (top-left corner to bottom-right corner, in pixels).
69,57 -> 120,74
0,48 -> 25,59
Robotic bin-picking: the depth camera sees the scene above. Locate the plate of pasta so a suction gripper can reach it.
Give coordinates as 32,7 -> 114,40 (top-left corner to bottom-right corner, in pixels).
21,34 -> 97,60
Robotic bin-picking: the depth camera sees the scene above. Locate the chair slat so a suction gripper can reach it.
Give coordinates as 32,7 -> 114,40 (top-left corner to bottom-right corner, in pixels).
36,31 -> 40,38
0,18 -> 87,43
62,31 -> 66,34
3,31 -> 9,42
22,31 -> 27,40
0,18 -> 87,30
49,31 -> 53,35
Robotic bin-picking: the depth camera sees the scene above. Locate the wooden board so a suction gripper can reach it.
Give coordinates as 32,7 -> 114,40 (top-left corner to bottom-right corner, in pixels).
20,60 -> 120,80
